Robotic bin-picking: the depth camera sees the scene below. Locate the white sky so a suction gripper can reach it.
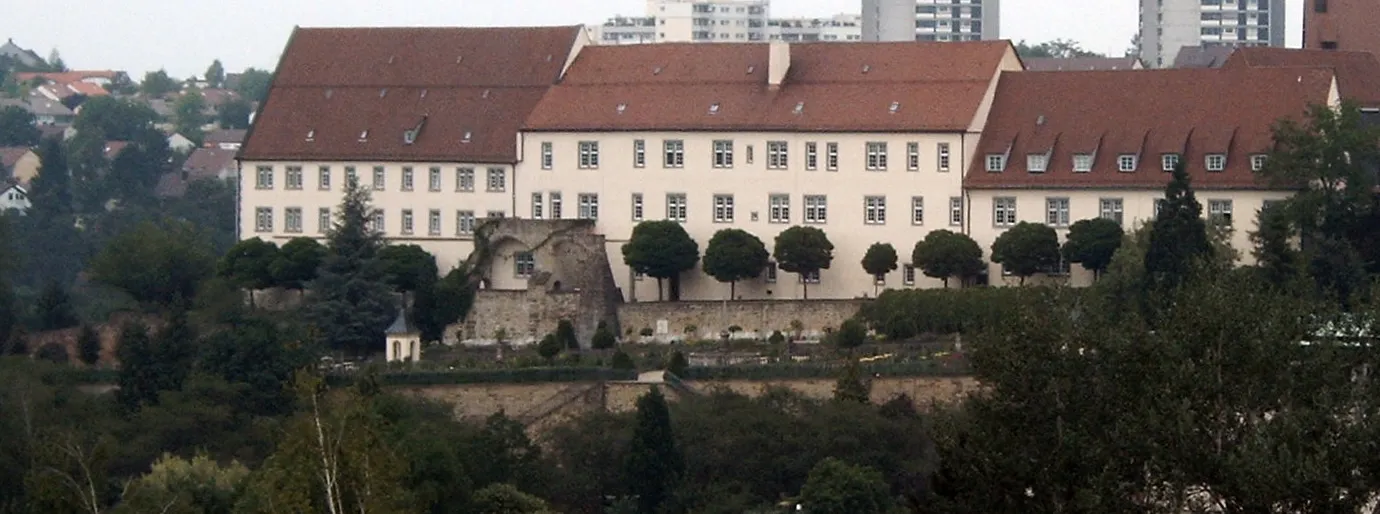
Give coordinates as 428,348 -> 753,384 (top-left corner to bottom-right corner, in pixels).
2,0 -> 1303,78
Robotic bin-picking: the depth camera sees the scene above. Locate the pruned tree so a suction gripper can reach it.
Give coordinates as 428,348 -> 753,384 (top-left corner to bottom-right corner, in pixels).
860,242 -> 898,296
270,236 -> 325,294
622,220 -> 700,301
218,237 -> 280,302
538,334 -> 562,364
1061,218 -> 1124,280
76,324 -> 100,366
701,228 -> 769,299
991,222 -> 1061,285
773,226 -> 834,299
378,244 -> 439,292
912,230 -> 984,288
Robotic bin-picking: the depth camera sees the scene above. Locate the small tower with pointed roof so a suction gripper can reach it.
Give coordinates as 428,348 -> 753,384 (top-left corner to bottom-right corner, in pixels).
384,294 -> 420,363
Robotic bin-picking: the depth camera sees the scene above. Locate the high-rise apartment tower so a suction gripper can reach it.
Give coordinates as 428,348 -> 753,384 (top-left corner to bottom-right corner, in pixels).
1139,0 -> 1285,68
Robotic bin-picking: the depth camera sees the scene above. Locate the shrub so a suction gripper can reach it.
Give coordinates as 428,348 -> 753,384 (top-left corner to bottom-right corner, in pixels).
666,350 -> 689,376
611,350 -> 636,371
36,344 -> 69,364
592,325 -> 617,350
835,319 -> 867,350
768,330 -> 786,344
857,287 -> 1079,340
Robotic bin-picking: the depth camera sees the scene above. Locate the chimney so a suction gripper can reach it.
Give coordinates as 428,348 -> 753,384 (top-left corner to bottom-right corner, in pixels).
768,41 -> 790,90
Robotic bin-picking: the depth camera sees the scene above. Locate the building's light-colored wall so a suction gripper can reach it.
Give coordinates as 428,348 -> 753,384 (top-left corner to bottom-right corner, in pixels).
517,131 -> 973,301
237,160 -> 516,269
966,187 -> 1291,286
9,151 -> 41,185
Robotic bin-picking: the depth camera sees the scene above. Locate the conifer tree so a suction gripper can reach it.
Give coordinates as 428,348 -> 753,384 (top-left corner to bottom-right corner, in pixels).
1144,163 -> 1212,292
625,388 -> 682,514
307,180 -> 395,357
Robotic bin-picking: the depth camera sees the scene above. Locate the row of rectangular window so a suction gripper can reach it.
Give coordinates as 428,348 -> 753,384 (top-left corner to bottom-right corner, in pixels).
253,207 -> 505,236
254,165 -> 508,192
994,197 -> 1237,228
526,192 -> 966,226
540,140 -> 952,172
987,152 -> 1267,173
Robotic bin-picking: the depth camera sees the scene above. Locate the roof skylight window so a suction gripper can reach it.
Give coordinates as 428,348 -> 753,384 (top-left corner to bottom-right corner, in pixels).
708,103 -> 720,115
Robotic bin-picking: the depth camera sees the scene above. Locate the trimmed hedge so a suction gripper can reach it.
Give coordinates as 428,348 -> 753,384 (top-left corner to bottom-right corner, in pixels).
858,287 -> 1084,340
328,367 -> 639,387
678,360 -> 971,381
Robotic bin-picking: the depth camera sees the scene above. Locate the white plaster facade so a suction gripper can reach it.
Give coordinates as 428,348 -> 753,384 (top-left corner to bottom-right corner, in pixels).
0,184 -> 30,214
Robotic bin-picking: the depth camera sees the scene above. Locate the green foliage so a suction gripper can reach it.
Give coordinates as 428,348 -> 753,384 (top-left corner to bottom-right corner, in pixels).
33,281 -> 78,331
702,228 -> 769,298
991,221 -> 1061,284
379,244 -> 439,292
556,319 -> 578,350
198,315 -> 312,416
591,323 -> 617,350
233,68 -> 273,104
269,236 -> 324,290
1014,38 -> 1104,59
472,483 -> 555,514
861,242 -> 898,294
204,59 -> 225,88
1145,162 -> 1212,292
859,287 -> 1030,339
113,453 -> 250,514
622,220 -> 700,300
90,218 -> 215,309
140,69 -> 180,97
0,104 -> 38,146
1061,217 -> 1124,279
308,180 -> 395,356
219,237 -> 280,291
77,323 -> 101,366
537,334 -> 562,363
832,364 -> 871,404
1251,202 -> 1302,288
73,95 -> 160,141
417,265 -> 474,343
115,321 -> 158,410
328,368 -> 639,387
911,229 -> 984,287
768,330 -> 785,344
834,319 -> 867,351
216,97 -> 253,129
774,226 -> 834,299
173,88 -> 206,142
666,350 -> 688,376
798,457 -> 893,514
625,388 -> 682,514
611,350 -> 636,371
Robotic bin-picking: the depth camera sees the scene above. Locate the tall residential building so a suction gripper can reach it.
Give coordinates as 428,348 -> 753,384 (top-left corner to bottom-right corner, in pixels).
1139,0 -> 1285,69
1304,0 -> 1380,58
861,0 -> 915,42
863,0 -> 999,42
767,14 -> 862,42
591,0 -> 769,44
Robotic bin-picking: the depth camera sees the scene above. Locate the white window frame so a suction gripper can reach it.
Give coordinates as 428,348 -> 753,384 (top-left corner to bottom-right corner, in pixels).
515,252 -> 536,278
1251,154 -> 1267,171
428,167 -> 441,191
765,263 -> 777,283
456,167 -> 474,192
826,142 -> 839,171
372,209 -> 385,233
1206,153 -> 1227,172
664,139 -> 685,168
578,193 -> 599,220
1046,197 -> 1070,227
805,142 -> 818,170
255,166 -> 273,189
285,207 -> 302,233
1118,154 -> 1137,172
578,141 -> 600,169
401,166 -> 414,191
318,208 -> 331,234
486,211 -> 506,219
903,264 -> 916,286
318,166 -> 331,190
428,209 -> 441,235
456,210 -> 475,236
486,167 -> 506,192
285,166 -> 303,190
1099,198 -> 1124,226
255,207 -> 273,232
1162,153 -> 1180,172
344,166 -> 357,186
666,193 -> 688,222
631,193 -> 644,221
985,154 -> 1005,172
866,142 -> 888,171
907,142 -> 920,171
401,209 -> 414,234
633,139 -> 646,168
531,192 -> 544,219
949,197 -> 963,226
767,141 -> 788,169
1072,154 -> 1092,173
938,143 -> 951,172
541,141 -> 553,170
910,196 -> 924,225
804,195 -> 828,224
993,197 -> 1017,227
1027,154 -> 1048,173
1208,199 -> 1233,227
550,192 -> 563,219
769,194 -> 790,224
713,194 -> 735,223
799,270 -> 821,284
713,140 -> 734,168
372,166 -> 385,191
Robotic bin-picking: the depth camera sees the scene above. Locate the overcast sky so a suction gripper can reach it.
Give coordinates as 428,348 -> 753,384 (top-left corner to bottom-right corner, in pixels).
3,0 -> 1303,79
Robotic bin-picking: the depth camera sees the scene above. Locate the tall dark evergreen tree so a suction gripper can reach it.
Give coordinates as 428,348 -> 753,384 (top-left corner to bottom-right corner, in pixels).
33,281 -> 78,331
625,388 -> 682,514
1144,163 -> 1212,292
115,321 -> 158,411
1250,203 -> 1301,288
76,324 -> 101,366
307,180 -> 395,357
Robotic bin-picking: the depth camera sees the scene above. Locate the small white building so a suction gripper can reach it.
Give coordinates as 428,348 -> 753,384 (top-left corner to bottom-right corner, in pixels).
0,183 -> 30,214
384,302 -> 421,363
167,133 -> 196,153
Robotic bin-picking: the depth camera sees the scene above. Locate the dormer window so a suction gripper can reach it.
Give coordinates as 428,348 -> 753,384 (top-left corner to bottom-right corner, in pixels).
1161,153 -> 1180,172
1250,154 -> 1267,171
1118,154 -> 1137,172
1026,154 -> 1047,173
305,129 -> 315,142
616,103 -> 627,114
403,130 -> 417,145
379,88 -> 388,98
793,102 -> 804,115
708,103 -> 720,115
985,154 -> 1006,172
462,131 -> 473,143
1072,154 -> 1092,172
1206,153 -> 1226,172
889,101 -> 900,114
358,130 -> 369,142
746,65 -> 755,74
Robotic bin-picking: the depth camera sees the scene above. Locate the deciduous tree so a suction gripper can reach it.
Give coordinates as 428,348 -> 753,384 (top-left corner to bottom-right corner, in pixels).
1061,218 -> 1124,280
216,97 -> 252,129
270,236 -> 325,293
140,69 -> 179,98
912,230 -> 984,288
76,324 -> 100,366
204,59 -> 225,88
990,222 -> 1060,285
701,228 -> 769,299
379,244 -> 439,292
218,237 -> 280,297
798,457 -> 892,514
774,226 -> 834,299
860,242 -> 898,296
90,219 -> 215,309
233,68 -> 273,104
622,220 -> 699,301
0,105 -> 38,146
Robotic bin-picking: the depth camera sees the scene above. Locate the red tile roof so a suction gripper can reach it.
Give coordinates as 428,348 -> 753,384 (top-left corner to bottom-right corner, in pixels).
966,67 -> 1337,190
240,26 -> 585,163
14,71 -> 121,84
0,147 -> 33,169
523,41 -> 1014,133
1222,47 -> 1380,106
1024,57 -> 1143,71
203,129 -> 246,146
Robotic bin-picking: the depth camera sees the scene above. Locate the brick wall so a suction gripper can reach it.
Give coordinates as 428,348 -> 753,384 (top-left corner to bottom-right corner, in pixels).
617,299 -> 868,342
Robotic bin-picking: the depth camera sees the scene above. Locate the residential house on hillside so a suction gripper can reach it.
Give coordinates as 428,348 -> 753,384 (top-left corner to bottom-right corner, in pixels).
965,67 -> 1339,286
1,147 -> 41,186
203,129 -> 246,150
238,25 -> 593,270
0,39 -> 44,68
0,182 -> 30,214
1024,56 -> 1144,71
16,71 -> 120,103
1222,47 -> 1380,107
156,147 -> 238,198
167,133 -> 196,153
0,95 -> 75,125
521,40 -> 1022,300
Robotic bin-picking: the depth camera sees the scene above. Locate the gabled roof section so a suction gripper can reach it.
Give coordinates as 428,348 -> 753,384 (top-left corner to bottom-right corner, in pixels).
0,147 -> 34,169
240,25 -> 585,163
967,67 -> 1336,190
524,41 -> 1012,133
1025,57 -> 1143,71
1173,45 -> 1235,69
1223,47 -> 1380,107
